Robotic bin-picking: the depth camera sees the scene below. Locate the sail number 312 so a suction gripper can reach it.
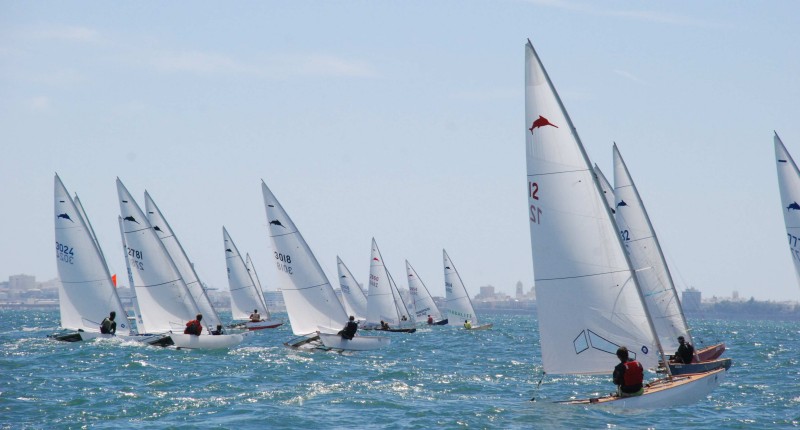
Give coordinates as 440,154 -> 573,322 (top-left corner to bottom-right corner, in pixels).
529,181 -> 542,224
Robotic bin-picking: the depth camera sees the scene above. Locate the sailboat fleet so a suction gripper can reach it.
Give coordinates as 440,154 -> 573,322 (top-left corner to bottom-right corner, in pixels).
48,37 -> 800,409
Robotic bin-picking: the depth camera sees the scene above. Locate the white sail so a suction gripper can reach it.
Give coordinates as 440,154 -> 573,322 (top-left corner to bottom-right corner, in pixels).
387,269 -> 414,326
245,253 -> 271,319
117,179 -> 199,334
525,40 -> 659,375
613,144 -> 691,352
406,260 -> 443,322
366,238 -> 402,327
337,256 -> 368,320
54,174 -> 129,335
593,164 -> 616,213
261,180 -> 347,335
442,250 -> 479,326
224,227 -> 269,321
144,192 -> 221,330
774,133 -> 800,290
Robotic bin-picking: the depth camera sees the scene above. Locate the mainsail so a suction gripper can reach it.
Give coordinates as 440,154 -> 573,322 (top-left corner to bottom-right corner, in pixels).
524,40 -> 659,374
117,179 -> 199,334
774,132 -> 800,289
261,180 -> 347,335
337,256 -> 368,321
54,174 -> 129,335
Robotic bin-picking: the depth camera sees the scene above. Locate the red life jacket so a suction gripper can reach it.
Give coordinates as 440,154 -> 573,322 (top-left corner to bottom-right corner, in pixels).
622,360 -> 643,386
184,320 -> 202,335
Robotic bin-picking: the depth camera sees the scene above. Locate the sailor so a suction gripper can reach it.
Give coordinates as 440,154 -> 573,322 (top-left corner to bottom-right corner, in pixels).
184,314 -> 203,336
100,311 -> 117,334
672,336 -> 695,364
338,316 -> 358,340
249,309 -> 262,322
427,315 -> 434,325
380,320 -> 390,330
613,346 -> 644,397
464,320 -> 472,330
210,324 -> 224,335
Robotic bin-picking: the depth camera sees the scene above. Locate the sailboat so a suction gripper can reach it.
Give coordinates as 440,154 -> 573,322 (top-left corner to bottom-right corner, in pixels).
145,191 -> 223,333
774,132 -> 800,291
612,144 -> 730,375
117,179 -> 244,349
223,227 -> 282,330
245,253 -> 277,324
337,256 -> 368,321
443,250 -> 492,330
365,238 -> 416,332
406,260 -> 447,325
524,39 -> 724,407
261,181 -> 390,351
51,174 -> 168,345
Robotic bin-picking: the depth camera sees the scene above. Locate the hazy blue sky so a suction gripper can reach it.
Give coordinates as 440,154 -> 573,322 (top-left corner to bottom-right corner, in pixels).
2,1 -> 799,301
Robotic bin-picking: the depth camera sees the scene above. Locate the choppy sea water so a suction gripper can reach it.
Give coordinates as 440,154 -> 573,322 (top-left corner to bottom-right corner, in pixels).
1,310 -> 798,429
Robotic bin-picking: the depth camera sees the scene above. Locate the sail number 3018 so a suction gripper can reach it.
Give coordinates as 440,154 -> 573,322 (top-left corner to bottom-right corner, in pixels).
275,252 -> 293,274
529,181 -> 542,224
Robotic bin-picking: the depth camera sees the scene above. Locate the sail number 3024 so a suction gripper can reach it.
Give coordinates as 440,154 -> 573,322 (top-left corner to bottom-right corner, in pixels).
529,181 -> 542,224
275,252 -> 293,274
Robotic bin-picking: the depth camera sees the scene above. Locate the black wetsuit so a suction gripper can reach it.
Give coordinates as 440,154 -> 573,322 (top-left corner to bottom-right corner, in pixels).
340,321 -> 358,340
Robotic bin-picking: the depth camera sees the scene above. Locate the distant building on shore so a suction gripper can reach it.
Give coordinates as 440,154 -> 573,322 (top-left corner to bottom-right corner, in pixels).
682,287 -> 702,312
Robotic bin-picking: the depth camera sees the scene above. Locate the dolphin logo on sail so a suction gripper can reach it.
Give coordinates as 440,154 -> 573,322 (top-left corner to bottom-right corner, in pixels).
153,226 -> 163,233
225,248 -> 233,253
373,257 -> 380,262
616,200 -> 628,208
788,202 -> 800,211
57,213 -> 74,222
445,266 -> 451,270
123,216 -> 140,224
269,219 -> 286,228
528,115 -> 558,134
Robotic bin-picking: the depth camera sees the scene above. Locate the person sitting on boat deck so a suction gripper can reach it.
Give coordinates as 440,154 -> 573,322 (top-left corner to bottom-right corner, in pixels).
464,320 -> 472,330
672,335 -> 695,364
210,324 -> 224,335
249,309 -> 262,322
427,315 -> 434,325
380,320 -> 390,330
100,311 -> 117,334
338,315 -> 358,340
184,314 -> 203,336
613,346 -> 644,397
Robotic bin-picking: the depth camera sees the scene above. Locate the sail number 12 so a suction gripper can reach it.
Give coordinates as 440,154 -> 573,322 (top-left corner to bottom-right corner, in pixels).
529,181 -> 542,224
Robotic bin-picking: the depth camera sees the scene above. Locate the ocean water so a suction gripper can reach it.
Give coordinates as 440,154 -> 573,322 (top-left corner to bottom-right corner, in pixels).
1,310 -> 798,429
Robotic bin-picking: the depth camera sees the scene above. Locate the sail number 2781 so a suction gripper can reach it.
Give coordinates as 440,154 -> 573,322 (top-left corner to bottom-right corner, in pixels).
529,181 -> 542,224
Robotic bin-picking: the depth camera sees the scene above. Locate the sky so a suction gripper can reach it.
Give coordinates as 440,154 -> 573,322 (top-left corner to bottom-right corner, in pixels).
2,1 -> 799,302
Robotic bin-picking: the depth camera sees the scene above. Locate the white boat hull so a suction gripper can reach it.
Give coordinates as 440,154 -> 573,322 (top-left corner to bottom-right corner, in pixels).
245,320 -> 283,330
169,333 -> 245,349
560,367 -> 727,409
318,333 -> 391,351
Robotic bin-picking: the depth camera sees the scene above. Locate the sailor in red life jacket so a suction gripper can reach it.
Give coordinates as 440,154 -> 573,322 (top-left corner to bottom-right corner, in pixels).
612,346 -> 644,397
184,313 -> 203,336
